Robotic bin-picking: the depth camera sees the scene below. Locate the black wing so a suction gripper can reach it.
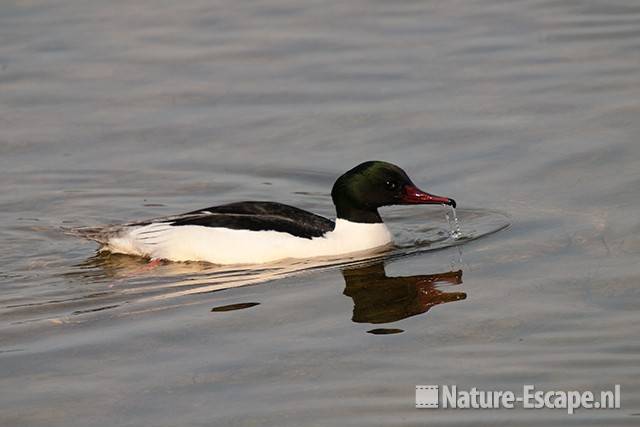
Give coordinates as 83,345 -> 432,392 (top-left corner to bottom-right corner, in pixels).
166,201 -> 335,239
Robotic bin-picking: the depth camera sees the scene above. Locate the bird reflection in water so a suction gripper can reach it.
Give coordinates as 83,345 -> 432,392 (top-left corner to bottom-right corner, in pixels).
341,262 -> 465,326
62,252 -> 465,328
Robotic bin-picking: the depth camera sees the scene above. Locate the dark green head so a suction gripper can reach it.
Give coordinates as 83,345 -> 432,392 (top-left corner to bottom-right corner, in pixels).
331,161 -> 456,223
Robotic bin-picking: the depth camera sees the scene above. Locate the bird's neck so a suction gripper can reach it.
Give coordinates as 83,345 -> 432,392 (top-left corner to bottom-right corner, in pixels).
334,204 -> 383,224
331,174 -> 383,224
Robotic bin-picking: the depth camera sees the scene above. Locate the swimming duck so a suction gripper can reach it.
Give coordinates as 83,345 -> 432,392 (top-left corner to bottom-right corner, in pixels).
76,161 -> 456,264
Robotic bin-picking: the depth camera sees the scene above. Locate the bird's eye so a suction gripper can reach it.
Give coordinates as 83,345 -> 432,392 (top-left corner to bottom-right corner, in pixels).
385,180 -> 397,191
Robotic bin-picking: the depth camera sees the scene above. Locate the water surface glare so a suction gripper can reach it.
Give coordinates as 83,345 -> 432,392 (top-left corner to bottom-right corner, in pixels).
2,0 -> 640,426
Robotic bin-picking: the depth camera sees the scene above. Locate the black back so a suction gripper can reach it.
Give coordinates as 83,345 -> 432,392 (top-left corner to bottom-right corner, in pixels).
167,201 -> 335,239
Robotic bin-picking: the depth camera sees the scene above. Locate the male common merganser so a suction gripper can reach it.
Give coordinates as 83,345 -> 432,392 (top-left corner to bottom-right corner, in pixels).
76,161 -> 456,265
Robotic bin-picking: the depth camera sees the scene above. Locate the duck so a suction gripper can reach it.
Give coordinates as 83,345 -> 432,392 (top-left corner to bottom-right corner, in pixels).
75,161 -> 456,265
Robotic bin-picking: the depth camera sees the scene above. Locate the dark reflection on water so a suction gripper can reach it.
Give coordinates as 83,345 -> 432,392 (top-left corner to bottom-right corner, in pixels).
366,328 -> 404,335
211,302 -> 260,312
342,262 -> 465,325
71,304 -> 120,315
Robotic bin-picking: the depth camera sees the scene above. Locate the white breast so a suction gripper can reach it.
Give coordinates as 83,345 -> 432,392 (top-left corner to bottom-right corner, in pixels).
104,219 -> 393,265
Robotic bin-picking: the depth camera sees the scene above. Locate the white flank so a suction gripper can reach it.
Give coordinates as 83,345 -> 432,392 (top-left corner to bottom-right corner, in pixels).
103,219 -> 393,265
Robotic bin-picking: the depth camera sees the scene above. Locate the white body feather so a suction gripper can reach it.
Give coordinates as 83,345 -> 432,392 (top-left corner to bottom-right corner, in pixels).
103,219 -> 393,265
